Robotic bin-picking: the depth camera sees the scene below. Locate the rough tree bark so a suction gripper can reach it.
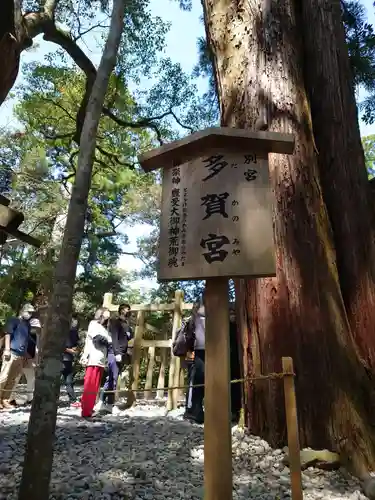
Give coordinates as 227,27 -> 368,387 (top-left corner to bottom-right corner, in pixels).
301,0 -> 375,372
201,0 -> 375,475
0,0 -> 23,105
18,1 -> 125,498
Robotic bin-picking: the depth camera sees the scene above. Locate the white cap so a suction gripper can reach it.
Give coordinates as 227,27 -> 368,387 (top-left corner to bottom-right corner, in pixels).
21,303 -> 35,314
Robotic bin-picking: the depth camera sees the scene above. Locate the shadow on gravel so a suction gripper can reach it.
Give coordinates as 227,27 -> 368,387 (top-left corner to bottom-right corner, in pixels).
0,410 -> 365,500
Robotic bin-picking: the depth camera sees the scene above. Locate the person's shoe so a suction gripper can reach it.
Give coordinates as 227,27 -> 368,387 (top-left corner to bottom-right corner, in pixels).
94,400 -> 104,412
194,412 -> 204,424
183,412 -> 204,425
104,404 -> 113,414
2,400 -> 15,410
111,406 -> 121,416
95,401 -> 112,414
231,412 -> 240,424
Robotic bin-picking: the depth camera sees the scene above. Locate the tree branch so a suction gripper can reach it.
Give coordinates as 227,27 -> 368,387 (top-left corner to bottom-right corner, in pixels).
14,0 -> 24,42
21,13 -> 189,146
27,213 -> 57,235
122,251 -> 139,257
39,23 -> 97,141
102,106 -> 168,142
39,96 -> 76,122
68,150 -> 78,171
96,144 -> 135,168
42,129 -> 75,140
95,231 -> 117,238
170,109 -> 195,133
43,0 -> 59,17
73,21 -> 110,42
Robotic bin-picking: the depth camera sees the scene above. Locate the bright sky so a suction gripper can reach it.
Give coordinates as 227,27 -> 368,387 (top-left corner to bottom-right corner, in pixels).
117,0 -> 204,289
1,0 -> 374,292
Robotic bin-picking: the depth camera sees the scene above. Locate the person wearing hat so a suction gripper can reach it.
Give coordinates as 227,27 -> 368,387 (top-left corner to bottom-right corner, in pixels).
0,304 -> 36,409
7,312 -> 41,406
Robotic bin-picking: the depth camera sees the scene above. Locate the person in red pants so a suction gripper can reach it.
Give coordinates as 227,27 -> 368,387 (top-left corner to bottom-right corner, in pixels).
80,308 -> 112,418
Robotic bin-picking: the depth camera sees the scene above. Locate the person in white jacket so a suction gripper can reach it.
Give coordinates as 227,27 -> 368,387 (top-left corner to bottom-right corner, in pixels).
80,307 -> 112,418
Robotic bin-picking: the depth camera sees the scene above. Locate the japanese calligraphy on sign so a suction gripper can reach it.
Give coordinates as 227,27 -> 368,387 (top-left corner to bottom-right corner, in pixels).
159,148 -> 276,280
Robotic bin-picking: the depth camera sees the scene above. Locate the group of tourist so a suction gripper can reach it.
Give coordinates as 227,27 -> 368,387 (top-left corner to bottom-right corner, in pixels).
0,293 -> 241,424
0,302 -> 133,418
181,292 -> 241,424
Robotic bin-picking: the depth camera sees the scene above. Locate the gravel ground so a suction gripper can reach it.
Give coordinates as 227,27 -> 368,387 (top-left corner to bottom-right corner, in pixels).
0,388 -> 368,500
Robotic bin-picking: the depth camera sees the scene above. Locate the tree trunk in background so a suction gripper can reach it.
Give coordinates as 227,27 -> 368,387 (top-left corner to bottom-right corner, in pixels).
301,0 -> 375,372
201,0 -> 375,473
18,1 -> 125,498
0,0 -> 22,106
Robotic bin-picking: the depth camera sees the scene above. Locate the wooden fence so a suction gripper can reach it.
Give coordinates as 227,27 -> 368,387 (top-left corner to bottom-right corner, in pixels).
102,290 -> 192,410
102,293 -> 304,500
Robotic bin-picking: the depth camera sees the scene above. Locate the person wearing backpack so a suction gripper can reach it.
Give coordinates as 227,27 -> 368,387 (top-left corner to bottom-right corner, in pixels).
181,293 -> 206,424
174,305 -> 196,418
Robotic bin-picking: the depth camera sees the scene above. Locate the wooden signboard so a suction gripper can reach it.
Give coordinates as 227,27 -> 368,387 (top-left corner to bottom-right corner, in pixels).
159,149 -> 274,281
138,128 -> 295,500
0,194 -> 42,247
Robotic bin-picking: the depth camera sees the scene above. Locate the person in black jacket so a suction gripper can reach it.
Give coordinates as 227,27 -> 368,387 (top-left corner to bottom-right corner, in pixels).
184,294 -> 206,424
62,316 -> 80,407
98,303 -> 132,414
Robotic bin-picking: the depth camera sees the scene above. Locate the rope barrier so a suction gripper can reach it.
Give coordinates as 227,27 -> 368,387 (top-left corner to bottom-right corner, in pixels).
0,371 -> 293,396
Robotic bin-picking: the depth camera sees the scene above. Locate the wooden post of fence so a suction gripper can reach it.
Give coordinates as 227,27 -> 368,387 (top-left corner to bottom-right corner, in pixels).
282,357 -> 303,500
131,310 -> 146,398
156,332 -> 168,399
145,346 -> 156,399
167,290 -> 183,411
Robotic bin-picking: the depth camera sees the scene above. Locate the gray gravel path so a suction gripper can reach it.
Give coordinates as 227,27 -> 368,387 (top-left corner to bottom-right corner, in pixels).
0,389 -> 368,499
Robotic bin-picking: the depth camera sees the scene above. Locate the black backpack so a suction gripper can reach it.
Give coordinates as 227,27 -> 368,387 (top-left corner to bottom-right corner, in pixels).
172,321 -> 189,357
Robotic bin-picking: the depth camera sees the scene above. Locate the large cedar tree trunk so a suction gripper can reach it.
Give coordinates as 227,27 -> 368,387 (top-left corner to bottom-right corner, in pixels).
18,1 -> 125,498
201,0 -> 375,473
301,0 -> 375,371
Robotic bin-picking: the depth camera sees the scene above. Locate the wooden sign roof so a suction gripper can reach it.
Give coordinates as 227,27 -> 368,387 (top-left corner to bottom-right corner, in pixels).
138,127 -> 295,172
0,195 -> 42,247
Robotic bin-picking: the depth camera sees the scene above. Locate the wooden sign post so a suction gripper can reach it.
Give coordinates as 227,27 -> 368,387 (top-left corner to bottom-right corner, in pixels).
139,127 -> 295,500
